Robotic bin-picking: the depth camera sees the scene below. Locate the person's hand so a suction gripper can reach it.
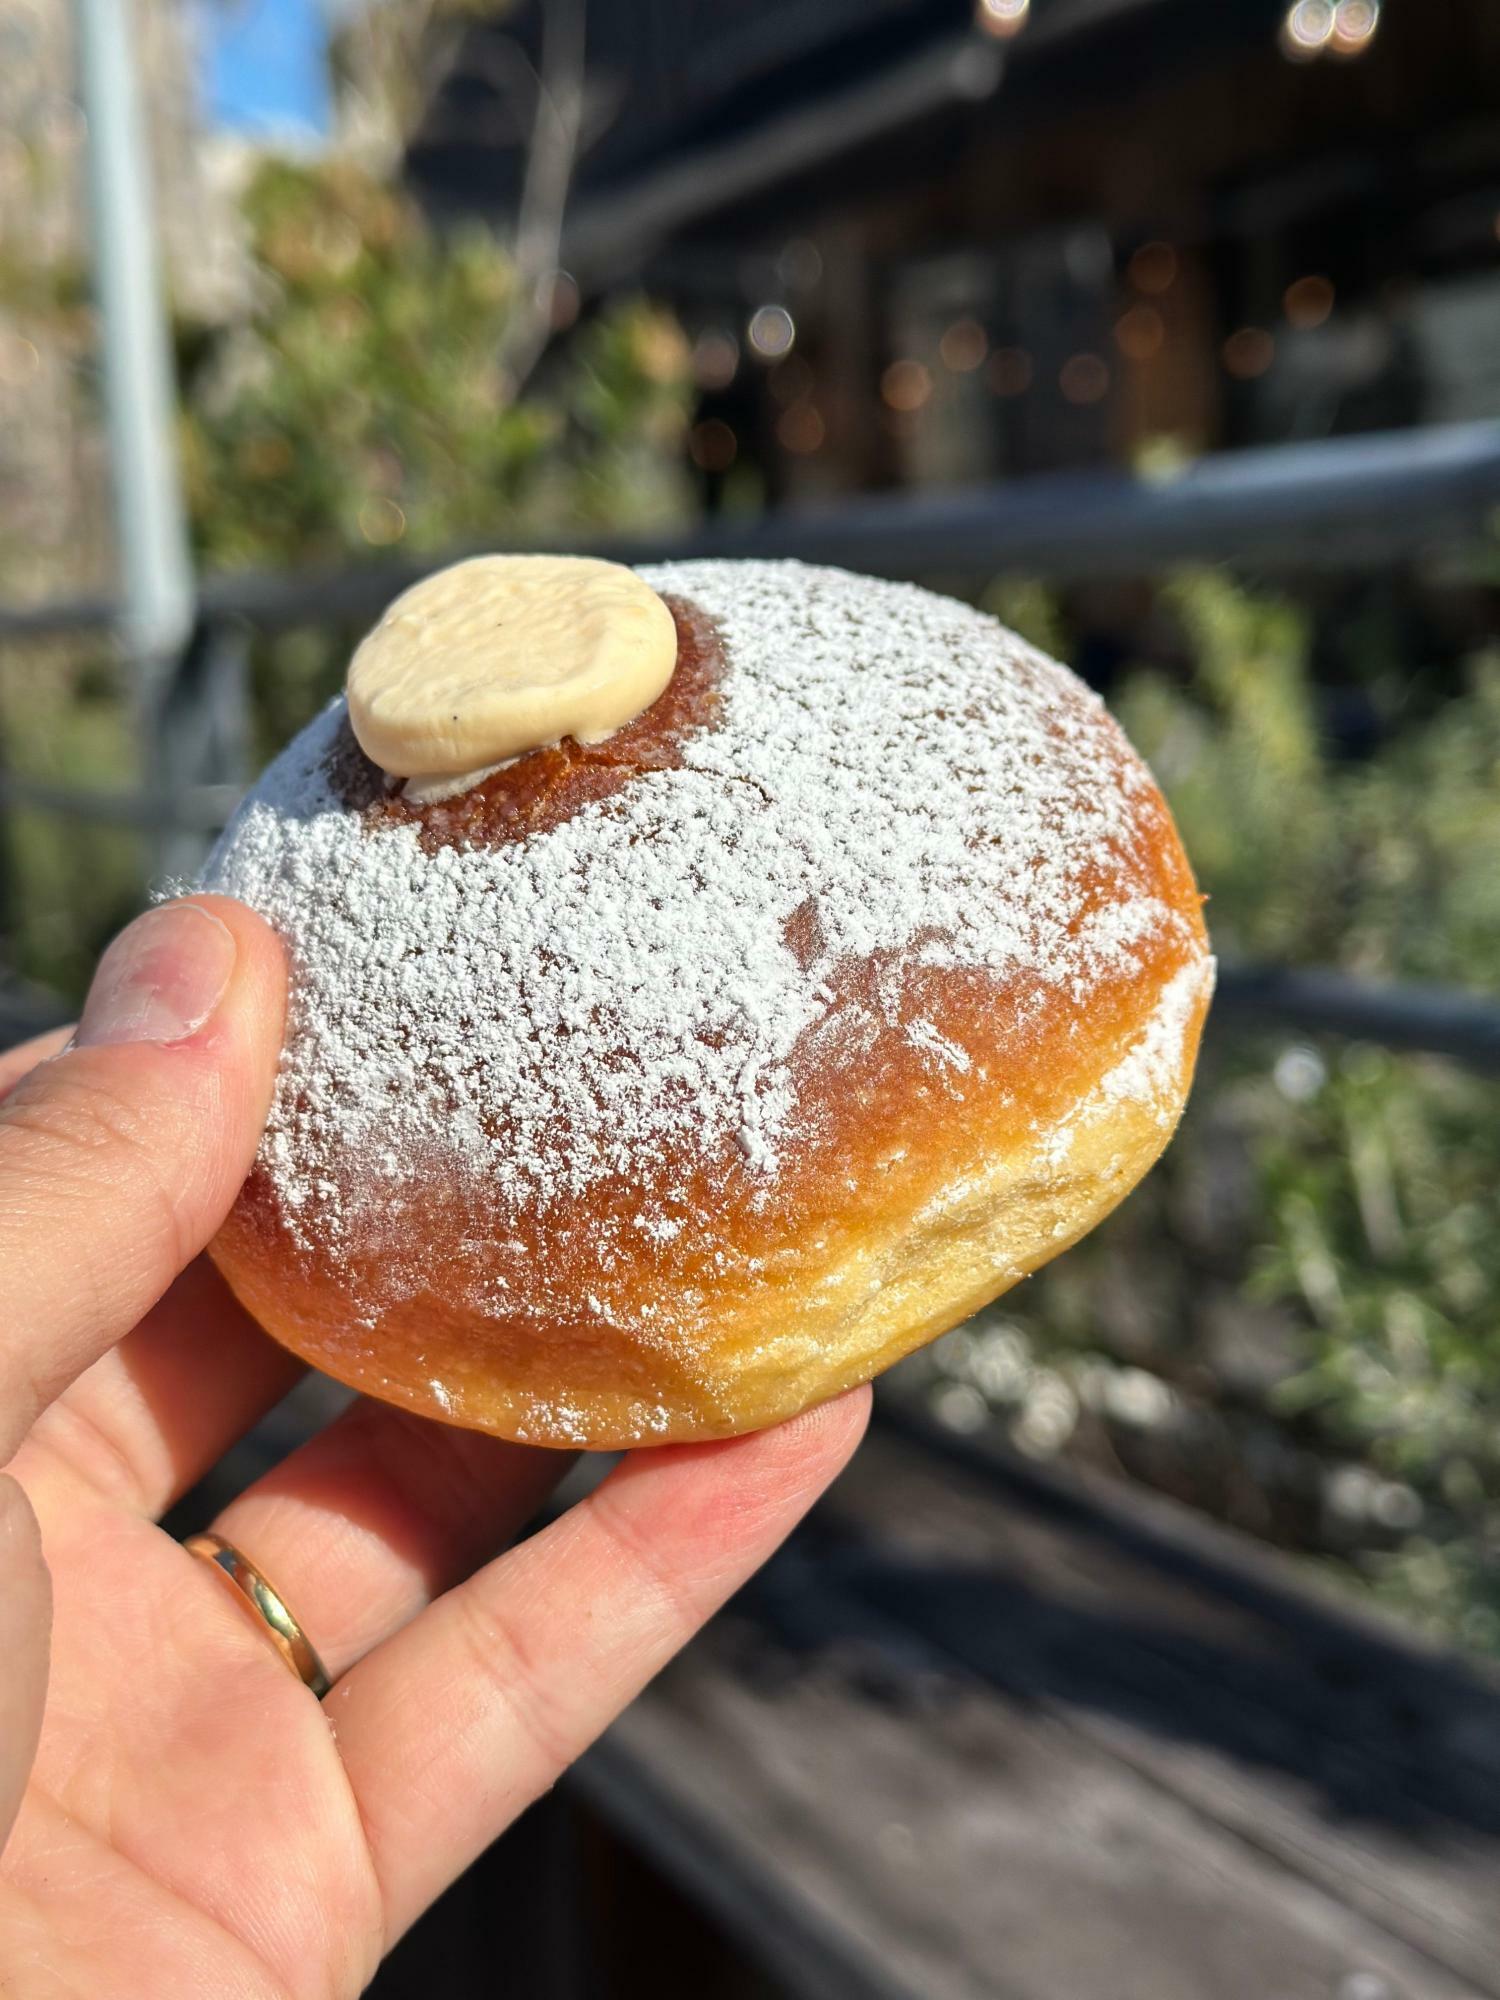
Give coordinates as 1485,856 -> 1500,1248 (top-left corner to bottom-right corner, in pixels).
0,896 -> 869,1996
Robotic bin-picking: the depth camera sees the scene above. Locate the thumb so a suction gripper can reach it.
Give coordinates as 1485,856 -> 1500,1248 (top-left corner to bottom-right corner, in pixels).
0,1474 -> 49,1854
0,896 -> 286,1466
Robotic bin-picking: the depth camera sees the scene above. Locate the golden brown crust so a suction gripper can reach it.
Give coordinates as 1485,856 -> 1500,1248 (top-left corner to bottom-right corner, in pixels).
208,566 -> 1211,1447
213,945 -> 1209,1446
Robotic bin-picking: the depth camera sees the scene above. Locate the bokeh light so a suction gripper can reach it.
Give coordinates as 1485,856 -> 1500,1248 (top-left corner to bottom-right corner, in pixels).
691,328 -> 740,391
1114,304 -> 1165,362
776,401 -> 826,454
881,359 -> 933,412
975,0 -> 1029,39
776,238 -> 823,290
1284,273 -> 1335,328
357,497 -> 406,546
1330,0 -> 1381,57
746,303 -> 796,359
1274,1045 -> 1328,1104
1278,0 -> 1378,59
1222,326 -> 1276,378
939,317 -> 989,372
1279,0 -> 1335,59
1128,241 -> 1178,295
689,418 -> 737,471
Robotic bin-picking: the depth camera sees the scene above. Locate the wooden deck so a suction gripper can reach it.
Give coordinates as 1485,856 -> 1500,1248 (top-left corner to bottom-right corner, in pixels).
181,1386 -> 1500,1998
566,1411 -> 1500,2000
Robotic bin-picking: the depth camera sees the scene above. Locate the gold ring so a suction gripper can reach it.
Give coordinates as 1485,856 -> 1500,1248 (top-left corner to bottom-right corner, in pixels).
184,1532 -> 332,1699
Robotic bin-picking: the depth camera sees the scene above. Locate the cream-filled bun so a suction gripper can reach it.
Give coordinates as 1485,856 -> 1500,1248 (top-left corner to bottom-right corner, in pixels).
205,558 -> 1212,1447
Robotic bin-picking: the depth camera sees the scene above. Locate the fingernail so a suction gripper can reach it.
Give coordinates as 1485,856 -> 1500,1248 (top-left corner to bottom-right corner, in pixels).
75,903 -> 237,1049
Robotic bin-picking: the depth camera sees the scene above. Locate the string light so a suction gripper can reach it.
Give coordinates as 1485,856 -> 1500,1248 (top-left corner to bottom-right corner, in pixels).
975,0 -> 1029,38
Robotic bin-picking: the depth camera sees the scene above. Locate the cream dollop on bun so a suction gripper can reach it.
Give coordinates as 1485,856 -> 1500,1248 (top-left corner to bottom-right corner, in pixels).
346,554 -> 679,798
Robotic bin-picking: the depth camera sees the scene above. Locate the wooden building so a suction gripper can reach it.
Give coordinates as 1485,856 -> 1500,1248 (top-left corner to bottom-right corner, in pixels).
406,0 -> 1500,515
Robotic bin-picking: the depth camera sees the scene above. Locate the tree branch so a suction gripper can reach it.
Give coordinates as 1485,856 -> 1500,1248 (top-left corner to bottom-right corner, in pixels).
501,0 -> 587,393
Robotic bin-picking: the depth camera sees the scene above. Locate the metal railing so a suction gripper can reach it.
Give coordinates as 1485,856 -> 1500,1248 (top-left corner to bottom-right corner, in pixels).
8,421 -> 1498,646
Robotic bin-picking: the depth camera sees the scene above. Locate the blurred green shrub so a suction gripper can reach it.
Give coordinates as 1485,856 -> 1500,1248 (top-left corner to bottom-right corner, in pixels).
1120,575 -> 1500,984
0,639 -> 143,999
922,570 -> 1500,1652
180,154 -> 694,756
181,156 -> 693,575
0,153 -> 695,985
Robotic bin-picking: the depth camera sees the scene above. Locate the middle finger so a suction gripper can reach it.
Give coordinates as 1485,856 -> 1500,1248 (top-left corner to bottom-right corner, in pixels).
200,1400 -> 570,1677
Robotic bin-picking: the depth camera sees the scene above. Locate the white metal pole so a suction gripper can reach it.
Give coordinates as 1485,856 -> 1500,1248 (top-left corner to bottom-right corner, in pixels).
72,0 -> 194,682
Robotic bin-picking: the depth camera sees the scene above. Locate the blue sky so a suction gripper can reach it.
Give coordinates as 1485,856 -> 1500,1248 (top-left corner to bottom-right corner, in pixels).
197,0 -> 332,141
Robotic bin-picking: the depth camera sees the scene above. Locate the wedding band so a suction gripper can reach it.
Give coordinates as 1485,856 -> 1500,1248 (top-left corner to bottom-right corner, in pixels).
184,1532 -> 332,1698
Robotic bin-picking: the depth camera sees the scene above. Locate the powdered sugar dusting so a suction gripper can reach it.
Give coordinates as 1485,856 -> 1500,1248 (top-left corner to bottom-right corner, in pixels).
905,1020 -> 973,1072
1098,952 -> 1216,1117
1040,953 -> 1215,1169
204,559 -> 1195,1256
